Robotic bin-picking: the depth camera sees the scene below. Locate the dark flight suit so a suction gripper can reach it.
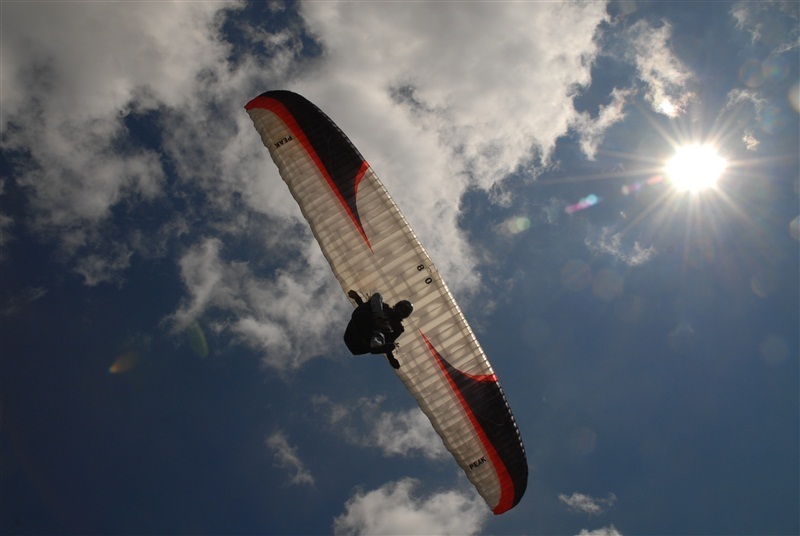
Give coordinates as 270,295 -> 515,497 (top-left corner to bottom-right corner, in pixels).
343,293 -> 404,355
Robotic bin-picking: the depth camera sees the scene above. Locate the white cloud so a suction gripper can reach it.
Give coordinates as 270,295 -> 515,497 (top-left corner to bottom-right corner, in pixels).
622,20 -> 694,117
296,1 -> 609,288
170,238 -> 230,327
332,478 -> 488,536
0,0 -> 235,209
0,1 -> 238,275
265,430 -> 315,486
742,131 -> 761,151
1,1 -> 239,125
578,525 -> 623,536
313,395 -> 447,460
367,408 -> 447,460
6,115 -> 165,245
168,237 -> 346,370
559,492 -> 617,515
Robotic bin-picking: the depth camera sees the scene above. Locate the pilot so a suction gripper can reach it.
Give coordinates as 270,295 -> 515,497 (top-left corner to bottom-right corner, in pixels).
343,290 -> 413,369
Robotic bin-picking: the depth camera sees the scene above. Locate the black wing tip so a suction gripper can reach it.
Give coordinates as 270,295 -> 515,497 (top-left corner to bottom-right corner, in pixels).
246,90 -> 304,110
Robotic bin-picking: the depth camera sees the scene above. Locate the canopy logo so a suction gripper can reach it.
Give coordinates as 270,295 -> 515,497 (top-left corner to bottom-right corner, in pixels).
469,456 -> 487,470
274,136 -> 293,149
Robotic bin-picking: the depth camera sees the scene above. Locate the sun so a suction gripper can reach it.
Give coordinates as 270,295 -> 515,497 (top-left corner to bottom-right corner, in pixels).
665,144 -> 727,193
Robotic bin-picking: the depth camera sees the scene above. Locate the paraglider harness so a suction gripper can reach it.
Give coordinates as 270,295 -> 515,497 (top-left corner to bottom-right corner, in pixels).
343,292 -> 412,369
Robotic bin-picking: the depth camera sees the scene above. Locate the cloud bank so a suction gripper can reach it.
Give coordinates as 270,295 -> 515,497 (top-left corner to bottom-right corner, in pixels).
1,1 -> 624,366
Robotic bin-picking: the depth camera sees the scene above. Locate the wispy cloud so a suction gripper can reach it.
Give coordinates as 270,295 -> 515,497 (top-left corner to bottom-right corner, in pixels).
572,88 -> 633,160
731,1 -> 799,52
1,286 -> 48,316
73,245 -> 133,287
265,430 -> 314,487
333,478 -> 487,536
559,492 -> 617,515
586,227 -> 657,266
621,19 -> 695,117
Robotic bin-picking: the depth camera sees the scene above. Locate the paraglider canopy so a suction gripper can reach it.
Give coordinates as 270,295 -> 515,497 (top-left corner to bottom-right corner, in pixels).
246,90 -> 527,514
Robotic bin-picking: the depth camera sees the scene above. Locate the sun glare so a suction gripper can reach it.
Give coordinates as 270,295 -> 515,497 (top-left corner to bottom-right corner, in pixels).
665,144 -> 727,193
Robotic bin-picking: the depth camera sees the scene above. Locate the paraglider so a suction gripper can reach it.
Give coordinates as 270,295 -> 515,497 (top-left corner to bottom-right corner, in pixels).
246,90 -> 527,514
343,290 -> 413,369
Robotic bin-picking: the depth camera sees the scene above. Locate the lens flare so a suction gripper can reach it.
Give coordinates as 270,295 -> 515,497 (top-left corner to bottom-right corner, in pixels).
187,321 -> 209,357
108,351 -> 139,374
621,174 -> 664,196
565,194 -> 599,214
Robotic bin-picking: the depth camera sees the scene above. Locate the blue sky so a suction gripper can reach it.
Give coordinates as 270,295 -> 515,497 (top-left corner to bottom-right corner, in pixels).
1,1 -> 798,534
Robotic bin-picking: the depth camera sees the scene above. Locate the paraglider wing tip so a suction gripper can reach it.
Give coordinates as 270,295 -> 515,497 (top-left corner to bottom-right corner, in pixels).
245,90 -> 302,111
